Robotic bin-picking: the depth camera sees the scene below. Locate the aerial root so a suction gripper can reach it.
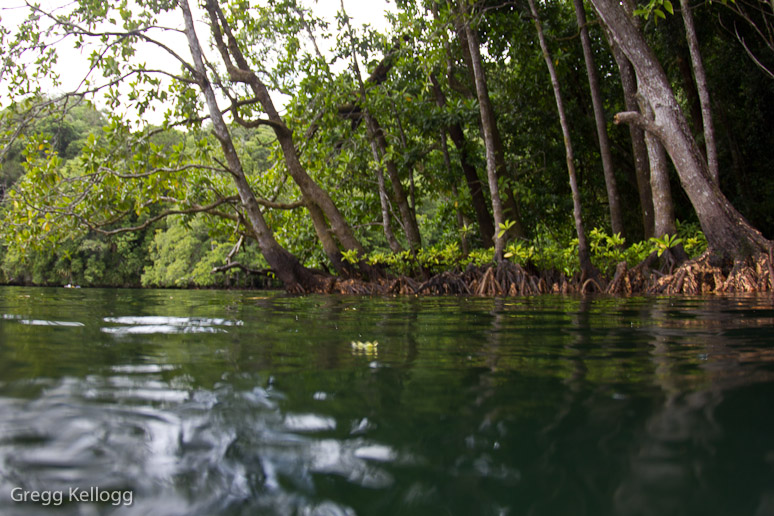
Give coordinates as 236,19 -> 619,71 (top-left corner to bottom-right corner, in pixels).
648,251 -> 772,294
581,277 -> 604,294
605,262 -> 631,294
298,250 -> 773,295
416,270 -> 471,295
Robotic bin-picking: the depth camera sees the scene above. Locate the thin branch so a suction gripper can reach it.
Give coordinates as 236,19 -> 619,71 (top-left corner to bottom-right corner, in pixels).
82,195 -> 241,235
101,162 -> 228,179
211,262 -> 273,275
24,1 -> 196,75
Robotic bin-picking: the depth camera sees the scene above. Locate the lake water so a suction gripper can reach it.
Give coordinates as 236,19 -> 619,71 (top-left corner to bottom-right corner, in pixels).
0,287 -> 773,516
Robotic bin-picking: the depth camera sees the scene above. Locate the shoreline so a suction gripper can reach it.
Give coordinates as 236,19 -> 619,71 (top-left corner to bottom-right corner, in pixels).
3,251 -> 772,297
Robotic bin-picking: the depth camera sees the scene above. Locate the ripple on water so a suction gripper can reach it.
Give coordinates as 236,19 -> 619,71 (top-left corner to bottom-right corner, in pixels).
0,372 -> 401,515
101,316 -> 242,335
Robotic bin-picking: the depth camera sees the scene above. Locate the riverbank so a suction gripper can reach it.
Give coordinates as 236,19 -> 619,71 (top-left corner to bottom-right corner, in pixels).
3,250 -> 772,297
325,250 -> 774,296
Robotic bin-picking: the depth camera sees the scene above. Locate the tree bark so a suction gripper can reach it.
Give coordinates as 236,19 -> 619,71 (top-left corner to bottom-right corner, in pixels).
464,18 -> 506,260
204,0 -> 365,269
457,21 -> 525,241
645,128 -> 677,241
573,0 -> 625,236
610,43 -> 655,238
368,129 -> 403,253
364,114 -> 423,251
680,0 -> 720,184
528,0 -> 596,278
181,0 -> 321,292
592,0 -> 770,261
339,0 -> 421,252
429,74 -> 495,245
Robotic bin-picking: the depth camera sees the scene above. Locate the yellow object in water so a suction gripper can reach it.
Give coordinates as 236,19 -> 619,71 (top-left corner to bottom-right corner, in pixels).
350,340 -> 378,351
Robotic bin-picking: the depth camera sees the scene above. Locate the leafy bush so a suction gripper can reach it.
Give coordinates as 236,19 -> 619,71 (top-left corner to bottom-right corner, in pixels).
356,223 -> 708,280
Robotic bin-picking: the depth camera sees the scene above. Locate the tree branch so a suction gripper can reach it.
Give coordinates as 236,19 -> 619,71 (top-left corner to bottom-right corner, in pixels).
211,262 -> 273,275
614,110 -> 665,139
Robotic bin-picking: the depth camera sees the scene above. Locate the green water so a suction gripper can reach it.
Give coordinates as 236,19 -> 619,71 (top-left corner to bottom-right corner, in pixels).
0,287 -> 773,516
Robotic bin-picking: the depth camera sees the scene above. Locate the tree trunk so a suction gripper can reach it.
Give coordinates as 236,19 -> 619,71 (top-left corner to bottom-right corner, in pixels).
365,114 -> 423,251
464,19 -> 506,261
457,22 -> 525,241
204,0 -> 365,267
181,0 -> 321,293
441,135 -> 471,255
610,43 -> 655,238
680,0 -> 720,184
307,202 -> 349,274
590,0 -> 770,261
528,0 -> 596,278
368,132 -> 403,253
638,98 -> 679,241
573,0 -> 625,237
429,74 -> 495,245
339,0 -> 421,252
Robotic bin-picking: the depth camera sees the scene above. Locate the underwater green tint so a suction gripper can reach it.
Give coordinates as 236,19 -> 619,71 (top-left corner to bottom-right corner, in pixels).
1,287 -> 773,515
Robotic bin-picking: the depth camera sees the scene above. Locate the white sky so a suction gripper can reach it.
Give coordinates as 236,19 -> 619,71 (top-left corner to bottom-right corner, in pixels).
0,0 -> 396,124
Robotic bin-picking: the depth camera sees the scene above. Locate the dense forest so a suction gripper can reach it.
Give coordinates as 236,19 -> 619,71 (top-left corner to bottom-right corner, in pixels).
0,0 -> 772,294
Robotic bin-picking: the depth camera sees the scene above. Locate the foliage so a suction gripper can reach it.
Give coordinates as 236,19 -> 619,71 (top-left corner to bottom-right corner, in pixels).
141,216 -> 268,288
1,228 -> 152,287
0,0 -> 769,290
358,223 -> 707,280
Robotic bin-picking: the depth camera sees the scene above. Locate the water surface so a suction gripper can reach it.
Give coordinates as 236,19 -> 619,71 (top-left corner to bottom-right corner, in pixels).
0,287 -> 773,515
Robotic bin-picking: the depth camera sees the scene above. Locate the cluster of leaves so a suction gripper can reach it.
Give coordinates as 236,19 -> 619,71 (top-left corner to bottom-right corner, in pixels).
0,229 -> 152,287
0,212 -> 274,288
0,0 -> 769,293
342,223 -> 708,280
141,216 -> 270,288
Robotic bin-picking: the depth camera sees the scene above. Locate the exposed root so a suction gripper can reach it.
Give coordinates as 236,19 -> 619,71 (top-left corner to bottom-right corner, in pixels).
648,250 -> 772,294
385,276 -> 420,295
416,270 -> 471,295
293,250 -> 773,296
581,277 -> 604,294
605,262 -> 630,294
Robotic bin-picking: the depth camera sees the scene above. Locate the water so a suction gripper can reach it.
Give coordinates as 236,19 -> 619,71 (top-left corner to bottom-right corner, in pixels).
0,287 -> 773,516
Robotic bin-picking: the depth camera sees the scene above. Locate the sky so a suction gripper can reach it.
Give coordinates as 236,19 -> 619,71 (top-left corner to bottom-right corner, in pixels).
0,0 -> 396,123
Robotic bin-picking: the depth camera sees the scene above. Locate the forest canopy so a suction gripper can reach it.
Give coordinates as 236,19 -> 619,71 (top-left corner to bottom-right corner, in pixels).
0,0 -> 772,293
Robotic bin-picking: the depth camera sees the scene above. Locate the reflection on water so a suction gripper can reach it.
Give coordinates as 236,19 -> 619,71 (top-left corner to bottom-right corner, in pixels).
0,288 -> 773,515
102,316 -> 243,335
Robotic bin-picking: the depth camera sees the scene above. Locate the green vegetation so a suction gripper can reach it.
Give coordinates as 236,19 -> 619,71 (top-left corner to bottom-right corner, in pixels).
0,0 -> 771,291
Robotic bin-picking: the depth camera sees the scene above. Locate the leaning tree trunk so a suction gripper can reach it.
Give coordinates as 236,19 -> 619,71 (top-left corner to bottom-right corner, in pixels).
181,0 -> 321,293
204,0 -> 365,269
339,0 -> 421,252
457,23 -> 525,241
590,0 -> 770,261
464,18 -> 507,260
528,0 -> 596,279
368,130 -> 403,253
429,74 -> 495,245
680,0 -> 720,185
365,114 -> 423,251
573,0 -> 625,237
